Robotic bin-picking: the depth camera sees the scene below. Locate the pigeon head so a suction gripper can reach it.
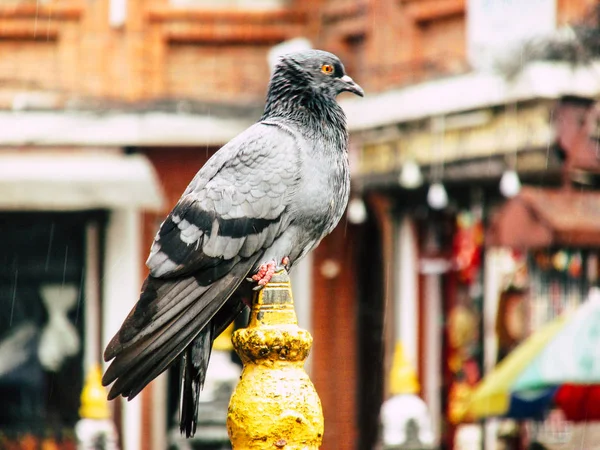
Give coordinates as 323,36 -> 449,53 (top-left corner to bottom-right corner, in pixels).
263,49 -> 363,120
275,49 -> 363,98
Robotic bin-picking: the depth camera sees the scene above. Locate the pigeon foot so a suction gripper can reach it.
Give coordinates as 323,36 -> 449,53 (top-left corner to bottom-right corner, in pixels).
249,257 -> 290,291
251,260 -> 277,290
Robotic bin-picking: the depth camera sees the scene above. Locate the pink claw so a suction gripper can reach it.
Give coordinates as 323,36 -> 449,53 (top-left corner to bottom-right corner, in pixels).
252,260 -> 277,287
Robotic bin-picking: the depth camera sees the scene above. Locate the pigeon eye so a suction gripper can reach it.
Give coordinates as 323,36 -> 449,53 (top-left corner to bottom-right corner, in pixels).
321,64 -> 334,75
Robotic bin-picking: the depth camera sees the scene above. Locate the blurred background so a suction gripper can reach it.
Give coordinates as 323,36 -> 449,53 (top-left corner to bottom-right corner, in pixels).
1,0 -> 600,449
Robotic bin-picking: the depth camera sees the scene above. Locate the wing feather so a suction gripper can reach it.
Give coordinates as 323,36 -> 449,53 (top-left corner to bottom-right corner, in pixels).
104,253 -> 261,400
103,122 -> 303,411
146,123 -> 300,280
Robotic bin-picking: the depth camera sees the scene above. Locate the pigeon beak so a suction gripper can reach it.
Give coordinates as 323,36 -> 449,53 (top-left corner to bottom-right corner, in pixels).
340,75 -> 364,97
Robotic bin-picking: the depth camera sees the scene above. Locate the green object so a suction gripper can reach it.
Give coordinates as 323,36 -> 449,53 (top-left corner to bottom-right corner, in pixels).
514,293 -> 600,390
468,314 -> 567,418
468,288 -> 600,419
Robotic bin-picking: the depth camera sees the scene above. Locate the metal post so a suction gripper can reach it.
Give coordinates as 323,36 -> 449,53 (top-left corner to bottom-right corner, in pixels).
227,269 -> 324,449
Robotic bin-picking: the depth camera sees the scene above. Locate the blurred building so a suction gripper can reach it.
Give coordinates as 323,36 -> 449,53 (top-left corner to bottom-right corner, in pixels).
1,0 -> 600,450
339,1 -> 600,449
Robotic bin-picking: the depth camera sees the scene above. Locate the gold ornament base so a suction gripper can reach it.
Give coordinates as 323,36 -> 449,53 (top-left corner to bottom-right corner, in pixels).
227,270 -> 324,449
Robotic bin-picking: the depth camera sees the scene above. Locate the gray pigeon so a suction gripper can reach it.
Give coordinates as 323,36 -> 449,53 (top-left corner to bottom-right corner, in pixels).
102,49 -> 363,437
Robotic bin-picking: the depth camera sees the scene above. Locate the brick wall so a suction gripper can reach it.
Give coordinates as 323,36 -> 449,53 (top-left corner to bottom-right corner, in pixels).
0,40 -> 60,91
0,0 -> 305,106
1,0 -> 596,107
312,0 -> 598,92
165,43 -> 271,103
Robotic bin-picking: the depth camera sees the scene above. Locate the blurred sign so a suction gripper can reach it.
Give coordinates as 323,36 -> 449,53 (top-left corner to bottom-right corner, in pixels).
467,0 -> 557,69
356,104 -> 553,176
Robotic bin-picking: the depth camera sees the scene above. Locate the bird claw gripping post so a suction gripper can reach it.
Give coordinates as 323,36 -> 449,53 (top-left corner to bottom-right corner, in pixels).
227,269 -> 324,449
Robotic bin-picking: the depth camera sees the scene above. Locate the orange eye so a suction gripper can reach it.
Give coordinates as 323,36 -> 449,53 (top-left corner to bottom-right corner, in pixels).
321,64 -> 334,75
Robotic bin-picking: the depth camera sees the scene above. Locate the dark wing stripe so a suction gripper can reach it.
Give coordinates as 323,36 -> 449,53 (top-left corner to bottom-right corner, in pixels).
189,258 -> 239,287
155,214 -> 276,266
218,216 -> 276,238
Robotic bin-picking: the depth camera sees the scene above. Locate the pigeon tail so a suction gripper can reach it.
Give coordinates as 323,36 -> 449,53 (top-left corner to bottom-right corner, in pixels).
180,327 -> 212,438
102,255 -> 260,405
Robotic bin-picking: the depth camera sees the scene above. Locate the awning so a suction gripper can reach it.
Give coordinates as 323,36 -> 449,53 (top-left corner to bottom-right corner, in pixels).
0,150 -> 165,211
487,187 -> 600,248
0,111 -> 254,146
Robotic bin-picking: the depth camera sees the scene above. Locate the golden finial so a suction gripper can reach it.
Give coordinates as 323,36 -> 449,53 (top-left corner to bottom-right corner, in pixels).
213,322 -> 235,352
227,269 -> 324,449
389,342 -> 420,396
80,365 -> 111,420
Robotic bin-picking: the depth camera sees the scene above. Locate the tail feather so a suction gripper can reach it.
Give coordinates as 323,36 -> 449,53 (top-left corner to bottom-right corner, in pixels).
104,281 -> 217,388
180,327 -> 213,438
178,291 -> 250,437
104,277 -> 206,360
104,278 -> 225,400
102,255 -> 261,409
107,314 -> 199,400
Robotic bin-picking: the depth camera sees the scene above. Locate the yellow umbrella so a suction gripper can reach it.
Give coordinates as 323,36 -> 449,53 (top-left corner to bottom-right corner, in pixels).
469,314 -> 568,419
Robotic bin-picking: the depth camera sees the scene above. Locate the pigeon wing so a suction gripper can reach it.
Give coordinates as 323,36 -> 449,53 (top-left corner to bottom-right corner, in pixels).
146,122 -> 301,280
102,123 -> 302,399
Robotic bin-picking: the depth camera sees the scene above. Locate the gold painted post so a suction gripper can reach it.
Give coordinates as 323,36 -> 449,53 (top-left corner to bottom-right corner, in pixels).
227,269 -> 324,449
76,365 -> 119,449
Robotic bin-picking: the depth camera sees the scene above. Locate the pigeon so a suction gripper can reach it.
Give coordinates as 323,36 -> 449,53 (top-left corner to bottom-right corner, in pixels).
101,49 -> 363,437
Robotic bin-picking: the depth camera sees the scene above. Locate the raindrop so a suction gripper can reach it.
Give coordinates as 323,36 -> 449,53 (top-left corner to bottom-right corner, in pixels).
343,215 -> 349,237
75,269 -> 84,325
62,245 -> 69,287
10,264 -> 18,327
34,0 -> 40,38
45,221 -> 55,271
48,376 -> 54,400
46,2 -> 52,41
546,109 -> 554,169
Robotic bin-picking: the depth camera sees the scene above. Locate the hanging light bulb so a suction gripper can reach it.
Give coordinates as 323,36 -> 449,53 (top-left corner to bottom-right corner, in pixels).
499,170 -> 521,198
347,197 -> 368,224
427,183 -> 448,210
399,159 -> 423,189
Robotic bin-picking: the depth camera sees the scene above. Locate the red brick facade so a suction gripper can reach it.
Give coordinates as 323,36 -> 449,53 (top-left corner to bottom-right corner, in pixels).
2,0 -> 596,107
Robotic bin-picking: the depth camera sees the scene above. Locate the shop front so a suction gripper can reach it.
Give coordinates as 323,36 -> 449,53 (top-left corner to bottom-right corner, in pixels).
342,64 -> 600,447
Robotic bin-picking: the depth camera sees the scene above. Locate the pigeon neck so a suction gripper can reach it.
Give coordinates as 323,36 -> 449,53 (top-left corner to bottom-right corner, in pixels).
261,79 -> 347,136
